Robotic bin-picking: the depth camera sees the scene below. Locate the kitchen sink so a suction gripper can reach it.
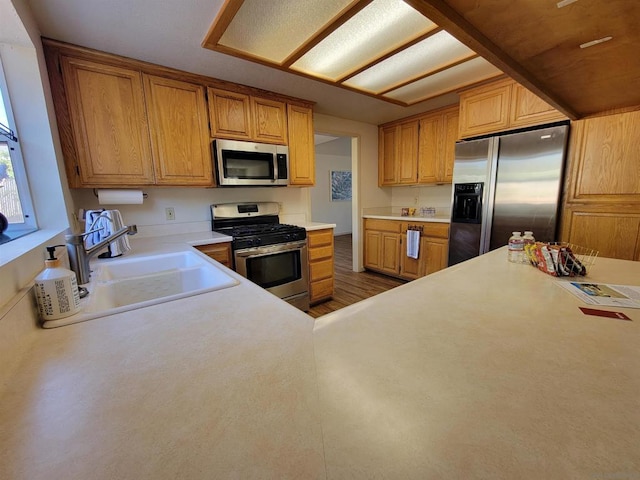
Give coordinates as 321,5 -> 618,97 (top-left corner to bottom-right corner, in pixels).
42,250 -> 240,328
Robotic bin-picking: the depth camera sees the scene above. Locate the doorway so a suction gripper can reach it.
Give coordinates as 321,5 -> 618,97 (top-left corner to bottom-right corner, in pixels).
311,133 -> 358,272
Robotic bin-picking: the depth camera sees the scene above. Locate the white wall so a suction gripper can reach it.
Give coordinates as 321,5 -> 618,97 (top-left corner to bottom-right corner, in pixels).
391,184 -> 453,217
311,137 -> 352,235
71,185 -> 311,236
313,113 -> 387,271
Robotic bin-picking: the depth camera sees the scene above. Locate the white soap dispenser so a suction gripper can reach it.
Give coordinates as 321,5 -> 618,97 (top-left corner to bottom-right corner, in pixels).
34,245 -> 81,321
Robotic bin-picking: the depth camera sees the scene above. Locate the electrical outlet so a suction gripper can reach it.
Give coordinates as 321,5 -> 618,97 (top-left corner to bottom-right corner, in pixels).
165,207 -> 175,221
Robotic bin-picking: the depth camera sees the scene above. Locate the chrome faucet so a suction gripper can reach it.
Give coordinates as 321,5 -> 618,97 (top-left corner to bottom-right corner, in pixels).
66,224 -> 138,285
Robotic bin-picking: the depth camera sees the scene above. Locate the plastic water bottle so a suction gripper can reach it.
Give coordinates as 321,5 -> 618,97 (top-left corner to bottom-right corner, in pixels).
522,231 -> 535,264
508,232 -> 524,263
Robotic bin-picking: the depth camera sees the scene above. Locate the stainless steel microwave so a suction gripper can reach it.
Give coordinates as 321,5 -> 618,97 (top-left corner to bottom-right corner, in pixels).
213,139 -> 289,187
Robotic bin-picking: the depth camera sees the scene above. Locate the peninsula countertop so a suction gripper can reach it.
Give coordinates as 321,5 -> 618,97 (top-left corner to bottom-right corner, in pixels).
1,243 -> 639,479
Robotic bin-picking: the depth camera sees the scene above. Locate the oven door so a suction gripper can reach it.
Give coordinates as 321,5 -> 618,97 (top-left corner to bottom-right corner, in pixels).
234,240 -> 309,309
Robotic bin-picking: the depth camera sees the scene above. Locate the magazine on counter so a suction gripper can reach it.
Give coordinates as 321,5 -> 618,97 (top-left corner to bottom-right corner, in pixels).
557,282 -> 640,309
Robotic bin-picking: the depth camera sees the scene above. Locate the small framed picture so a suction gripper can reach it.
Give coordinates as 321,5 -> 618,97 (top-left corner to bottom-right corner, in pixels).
330,170 -> 352,201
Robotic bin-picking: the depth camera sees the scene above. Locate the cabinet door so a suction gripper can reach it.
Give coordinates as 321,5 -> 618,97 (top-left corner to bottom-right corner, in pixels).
380,232 -> 401,275
563,208 -> 640,261
251,97 -> 287,144
459,81 -> 511,138
378,125 -> 399,186
207,88 -> 252,140
399,234 -> 425,280
61,57 -> 154,186
417,115 -> 441,184
424,237 -> 449,275
287,104 -> 315,186
509,83 -> 566,129
194,243 -> 233,268
398,122 -> 419,184
143,75 -> 213,186
364,230 -> 383,269
439,108 -> 459,183
567,110 -> 640,202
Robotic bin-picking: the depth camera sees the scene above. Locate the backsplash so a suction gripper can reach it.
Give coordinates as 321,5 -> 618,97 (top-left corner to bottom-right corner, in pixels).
70,187 -> 311,236
390,184 -> 453,217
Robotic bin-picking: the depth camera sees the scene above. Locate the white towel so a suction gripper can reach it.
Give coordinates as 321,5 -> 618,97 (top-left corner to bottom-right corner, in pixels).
84,209 -> 104,247
84,209 -> 130,257
407,229 -> 420,259
103,209 -> 131,257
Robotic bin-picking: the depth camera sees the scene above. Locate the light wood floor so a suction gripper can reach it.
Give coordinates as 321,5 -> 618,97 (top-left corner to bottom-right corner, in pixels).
307,234 -> 407,319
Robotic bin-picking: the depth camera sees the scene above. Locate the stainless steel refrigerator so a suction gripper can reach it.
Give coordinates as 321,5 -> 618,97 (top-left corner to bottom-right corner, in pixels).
448,123 -> 569,266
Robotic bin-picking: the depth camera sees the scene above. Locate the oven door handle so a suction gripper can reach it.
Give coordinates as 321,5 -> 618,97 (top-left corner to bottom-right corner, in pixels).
234,240 -> 307,258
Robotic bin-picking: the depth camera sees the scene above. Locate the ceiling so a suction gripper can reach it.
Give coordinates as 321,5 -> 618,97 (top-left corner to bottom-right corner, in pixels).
202,0 -> 502,107
21,0 -> 640,124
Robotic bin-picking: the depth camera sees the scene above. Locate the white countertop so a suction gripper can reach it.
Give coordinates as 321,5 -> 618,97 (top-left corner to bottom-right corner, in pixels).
363,213 -> 450,223
1,244 -> 639,479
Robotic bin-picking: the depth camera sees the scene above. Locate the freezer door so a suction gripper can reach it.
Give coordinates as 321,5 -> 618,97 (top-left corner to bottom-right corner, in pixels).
488,125 -> 569,251
448,139 -> 492,266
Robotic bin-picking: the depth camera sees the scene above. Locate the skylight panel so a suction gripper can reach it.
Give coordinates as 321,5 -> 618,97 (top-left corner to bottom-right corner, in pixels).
218,0 -> 353,63
384,57 -> 502,104
291,0 -> 436,81
343,31 -> 475,93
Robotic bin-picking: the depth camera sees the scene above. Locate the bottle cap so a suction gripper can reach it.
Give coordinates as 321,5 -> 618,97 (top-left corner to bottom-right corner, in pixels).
524,231 -> 533,235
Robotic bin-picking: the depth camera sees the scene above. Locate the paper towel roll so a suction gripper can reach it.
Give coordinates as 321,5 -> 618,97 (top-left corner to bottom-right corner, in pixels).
97,189 -> 144,205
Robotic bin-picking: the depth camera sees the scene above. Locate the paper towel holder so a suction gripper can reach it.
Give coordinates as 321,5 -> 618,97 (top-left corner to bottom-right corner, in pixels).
93,189 -> 148,204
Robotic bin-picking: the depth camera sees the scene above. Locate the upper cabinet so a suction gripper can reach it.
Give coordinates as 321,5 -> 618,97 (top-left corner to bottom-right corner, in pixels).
59,57 -> 155,186
43,39 -> 315,188
143,75 -> 212,186
207,88 -> 252,140
458,78 -> 566,139
250,97 -> 287,144
287,104 -> 315,186
378,105 -> 459,187
560,109 -> 640,261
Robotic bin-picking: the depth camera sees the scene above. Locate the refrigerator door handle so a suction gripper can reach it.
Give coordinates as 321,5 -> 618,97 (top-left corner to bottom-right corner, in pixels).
480,137 -> 499,255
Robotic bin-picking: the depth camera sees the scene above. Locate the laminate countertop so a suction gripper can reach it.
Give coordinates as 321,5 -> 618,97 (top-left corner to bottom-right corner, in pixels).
1,243 -> 639,479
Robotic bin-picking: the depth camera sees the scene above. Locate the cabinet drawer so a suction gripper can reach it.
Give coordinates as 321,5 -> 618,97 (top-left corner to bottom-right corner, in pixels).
399,222 -> 449,239
364,218 -> 402,233
310,277 -> 334,300
309,245 -> 333,262
310,258 -> 333,282
307,229 -> 333,247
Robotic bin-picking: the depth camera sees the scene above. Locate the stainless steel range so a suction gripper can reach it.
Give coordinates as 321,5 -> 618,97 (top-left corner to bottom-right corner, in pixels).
211,202 -> 309,311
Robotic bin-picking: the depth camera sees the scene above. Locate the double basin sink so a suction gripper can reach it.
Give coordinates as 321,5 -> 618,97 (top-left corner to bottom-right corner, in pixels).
42,249 -> 240,328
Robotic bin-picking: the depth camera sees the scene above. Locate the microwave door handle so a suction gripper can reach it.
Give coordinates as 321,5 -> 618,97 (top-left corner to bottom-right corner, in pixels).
272,156 -> 278,183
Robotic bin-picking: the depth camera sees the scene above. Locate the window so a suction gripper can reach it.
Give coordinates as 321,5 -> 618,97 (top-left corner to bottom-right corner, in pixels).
0,58 -> 36,244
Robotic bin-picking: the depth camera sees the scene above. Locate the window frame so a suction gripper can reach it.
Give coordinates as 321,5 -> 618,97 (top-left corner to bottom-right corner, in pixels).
0,56 -> 37,240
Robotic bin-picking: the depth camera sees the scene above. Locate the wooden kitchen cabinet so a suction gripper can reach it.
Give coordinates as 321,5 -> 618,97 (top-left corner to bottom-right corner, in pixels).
59,56 -> 155,187
458,77 -> 566,139
379,105 -> 459,186
365,219 -> 449,280
378,125 -> 400,186
363,219 -> 402,276
287,104 -> 315,186
44,39 -> 316,188
417,106 -> 459,184
207,88 -> 252,140
307,228 -> 335,304
251,97 -> 287,144
194,242 -> 233,268
560,109 -> 640,260
143,75 -> 213,186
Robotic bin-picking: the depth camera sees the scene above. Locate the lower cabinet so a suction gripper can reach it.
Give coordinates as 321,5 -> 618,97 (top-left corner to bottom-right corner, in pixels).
194,242 -> 233,269
307,229 -> 335,304
364,219 -> 449,280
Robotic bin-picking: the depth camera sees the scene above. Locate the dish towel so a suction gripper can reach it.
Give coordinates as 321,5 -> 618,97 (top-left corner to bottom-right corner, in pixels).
407,229 -> 420,259
84,209 -> 131,257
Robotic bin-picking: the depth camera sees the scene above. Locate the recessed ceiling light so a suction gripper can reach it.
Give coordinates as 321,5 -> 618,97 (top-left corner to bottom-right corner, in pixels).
579,36 -> 613,49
